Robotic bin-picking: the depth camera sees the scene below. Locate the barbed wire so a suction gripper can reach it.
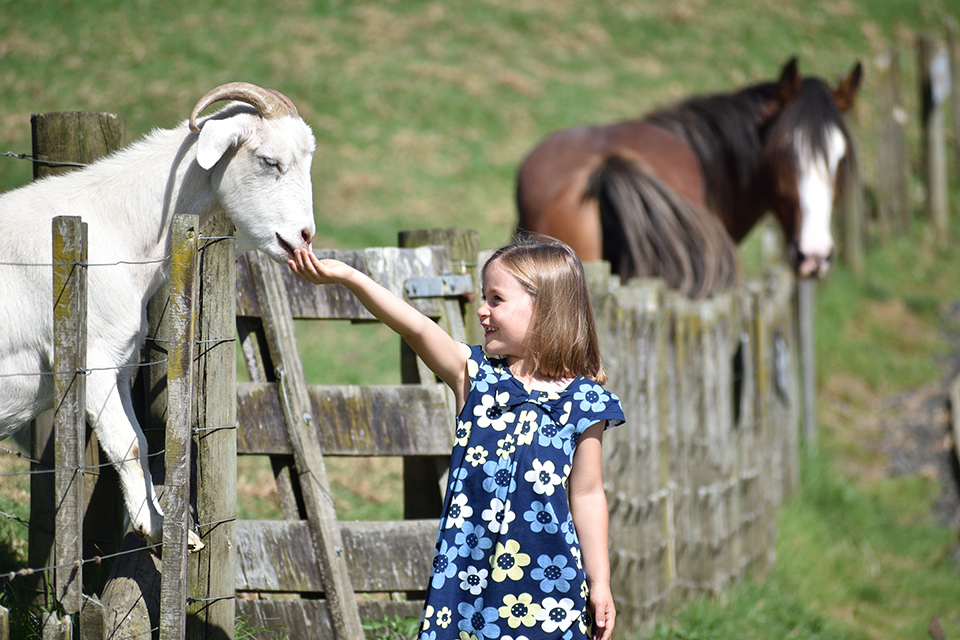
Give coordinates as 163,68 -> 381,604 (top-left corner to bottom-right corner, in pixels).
1,151 -> 87,168
0,447 -> 166,479
0,539 -> 163,584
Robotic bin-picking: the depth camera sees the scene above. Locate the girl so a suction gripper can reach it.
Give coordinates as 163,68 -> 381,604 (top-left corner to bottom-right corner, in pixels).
289,238 -> 623,640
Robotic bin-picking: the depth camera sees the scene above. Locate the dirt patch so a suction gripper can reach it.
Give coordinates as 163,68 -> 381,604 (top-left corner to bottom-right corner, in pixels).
821,300 -> 960,531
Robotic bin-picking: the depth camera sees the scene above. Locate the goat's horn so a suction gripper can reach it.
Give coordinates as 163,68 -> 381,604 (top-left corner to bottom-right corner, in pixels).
188,82 -> 298,133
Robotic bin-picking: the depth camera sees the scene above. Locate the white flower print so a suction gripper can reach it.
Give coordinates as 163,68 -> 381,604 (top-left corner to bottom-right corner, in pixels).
496,433 -> 517,459
473,391 -> 516,431
524,459 -> 562,496
422,604 -> 434,630
536,597 -> 579,633
458,565 -> 488,595
465,445 -> 488,467
559,400 -> 572,425
445,493 -> 474,529
481,497 -> 515,535
436,607 -> 453,629
513,409 -> 538,446
455,419 -> 472,446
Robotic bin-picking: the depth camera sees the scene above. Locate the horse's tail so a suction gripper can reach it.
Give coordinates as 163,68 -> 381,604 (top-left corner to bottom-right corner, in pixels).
585,155 -> 741,300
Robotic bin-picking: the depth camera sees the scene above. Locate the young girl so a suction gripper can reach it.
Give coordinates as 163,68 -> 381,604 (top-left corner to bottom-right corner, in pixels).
289,238 -> 623,640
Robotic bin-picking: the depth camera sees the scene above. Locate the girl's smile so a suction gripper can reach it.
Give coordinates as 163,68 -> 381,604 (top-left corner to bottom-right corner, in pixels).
477,262 -> 535,366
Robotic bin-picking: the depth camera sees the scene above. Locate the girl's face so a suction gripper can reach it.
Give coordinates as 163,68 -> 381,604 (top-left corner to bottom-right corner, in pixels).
477,261 -> 535,362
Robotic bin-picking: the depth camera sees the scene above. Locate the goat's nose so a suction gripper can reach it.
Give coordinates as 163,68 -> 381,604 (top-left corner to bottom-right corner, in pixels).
300,228 -> 313,246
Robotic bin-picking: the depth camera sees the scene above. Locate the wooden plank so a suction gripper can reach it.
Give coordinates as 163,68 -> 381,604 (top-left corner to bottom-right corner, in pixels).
188,212 -> 237,638
235,519 -> 437,593
237,382 -> 453,456
52,216 -> 87,615
247,253 -> 364,639
159,214 -> 198,640
237,247 -> 447,320
236,599 -> 424,640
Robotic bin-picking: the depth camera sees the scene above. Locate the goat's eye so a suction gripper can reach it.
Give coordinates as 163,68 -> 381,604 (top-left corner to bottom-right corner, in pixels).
260,157 -> 282,172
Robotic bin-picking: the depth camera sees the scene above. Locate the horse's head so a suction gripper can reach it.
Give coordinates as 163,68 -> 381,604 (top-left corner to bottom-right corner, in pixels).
761,58 -> 862,278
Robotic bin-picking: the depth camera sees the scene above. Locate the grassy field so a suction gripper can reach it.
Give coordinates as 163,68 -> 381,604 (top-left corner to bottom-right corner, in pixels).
2,1 -> 960,638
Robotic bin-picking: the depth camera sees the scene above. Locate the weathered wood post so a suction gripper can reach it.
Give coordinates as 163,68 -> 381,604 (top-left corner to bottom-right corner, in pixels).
947,18 -> 960,173
51,216 -> 87,618
917,33 -> 951,243
397,228 -> 479,520
159,214 -> 199,639
796,280 -> 817,448
28,111 -> 125,606
187,212 -> 237,639
875,48 -> 911,239
838,152 -> 865,277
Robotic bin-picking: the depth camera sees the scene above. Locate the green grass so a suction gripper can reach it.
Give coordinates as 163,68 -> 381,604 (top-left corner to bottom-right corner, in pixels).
643,448 -> 960,640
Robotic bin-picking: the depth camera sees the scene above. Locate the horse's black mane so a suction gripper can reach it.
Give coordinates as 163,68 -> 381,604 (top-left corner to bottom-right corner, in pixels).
645,77 -> 854,219
646,81 -> 777,216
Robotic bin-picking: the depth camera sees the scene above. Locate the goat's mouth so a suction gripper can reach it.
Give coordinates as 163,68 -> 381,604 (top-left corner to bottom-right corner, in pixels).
276,233 -> 296,260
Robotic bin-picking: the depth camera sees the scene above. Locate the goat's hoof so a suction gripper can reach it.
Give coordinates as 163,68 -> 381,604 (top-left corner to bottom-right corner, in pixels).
188,530 -> 206,553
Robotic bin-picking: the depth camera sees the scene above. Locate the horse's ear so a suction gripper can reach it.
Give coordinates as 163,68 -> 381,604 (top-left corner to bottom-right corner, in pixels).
778,57 -> 802,105
834,61 -> 863,112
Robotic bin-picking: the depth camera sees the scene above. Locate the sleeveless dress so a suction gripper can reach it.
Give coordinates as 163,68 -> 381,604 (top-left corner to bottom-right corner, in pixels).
417,345 -> 624,640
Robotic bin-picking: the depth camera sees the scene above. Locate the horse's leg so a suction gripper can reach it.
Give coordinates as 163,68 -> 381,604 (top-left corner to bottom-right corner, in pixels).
85,366 -> 204,552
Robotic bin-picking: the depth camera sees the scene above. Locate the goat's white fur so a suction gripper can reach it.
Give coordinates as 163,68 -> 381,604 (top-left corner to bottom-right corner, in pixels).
0,93 -> 316,550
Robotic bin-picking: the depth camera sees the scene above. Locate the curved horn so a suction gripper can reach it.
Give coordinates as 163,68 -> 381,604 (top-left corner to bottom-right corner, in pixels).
188,82 -> 298,133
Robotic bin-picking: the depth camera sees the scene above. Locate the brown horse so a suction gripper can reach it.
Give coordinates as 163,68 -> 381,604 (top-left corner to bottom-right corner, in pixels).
516,58 -> 862,299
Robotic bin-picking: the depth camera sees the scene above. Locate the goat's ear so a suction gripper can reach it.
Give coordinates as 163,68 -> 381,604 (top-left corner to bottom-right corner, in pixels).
195,119 -> 247,170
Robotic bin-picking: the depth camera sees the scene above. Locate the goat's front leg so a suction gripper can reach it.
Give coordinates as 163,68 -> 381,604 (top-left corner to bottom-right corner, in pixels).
85,368 -> 204,552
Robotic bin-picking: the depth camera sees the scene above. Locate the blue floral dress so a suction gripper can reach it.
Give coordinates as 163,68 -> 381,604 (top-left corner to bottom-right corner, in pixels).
418,345 -> 624,640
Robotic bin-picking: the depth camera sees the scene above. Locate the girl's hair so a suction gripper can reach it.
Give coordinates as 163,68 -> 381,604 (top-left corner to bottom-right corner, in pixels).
482,236 -> 607,385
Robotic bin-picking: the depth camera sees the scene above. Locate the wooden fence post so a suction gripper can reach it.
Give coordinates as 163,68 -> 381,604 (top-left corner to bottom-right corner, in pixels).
159,214 -> 199,640
397,228 -> 478,520
875,48 -> 911,239
796,279 -> 817,448
838,161 -> 865,277
947,18 -> 960,173
52,216 -> 87,617
187,212 -> 237,639
917,33 -> 951,242
28,111 -> 125,608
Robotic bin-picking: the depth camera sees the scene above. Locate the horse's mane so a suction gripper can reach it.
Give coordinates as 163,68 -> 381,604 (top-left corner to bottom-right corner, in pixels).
645,82 -> 779,221
764,77 -> 858,204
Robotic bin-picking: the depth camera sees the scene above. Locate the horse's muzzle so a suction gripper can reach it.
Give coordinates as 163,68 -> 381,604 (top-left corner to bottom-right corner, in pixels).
790,244 -> 833,278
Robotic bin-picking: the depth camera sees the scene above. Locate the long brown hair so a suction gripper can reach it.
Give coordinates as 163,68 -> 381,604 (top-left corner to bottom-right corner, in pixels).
483,237 -> 607,384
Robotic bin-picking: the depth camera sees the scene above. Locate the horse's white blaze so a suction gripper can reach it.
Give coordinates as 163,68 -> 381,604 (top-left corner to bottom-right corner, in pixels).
795,125 -> 846,276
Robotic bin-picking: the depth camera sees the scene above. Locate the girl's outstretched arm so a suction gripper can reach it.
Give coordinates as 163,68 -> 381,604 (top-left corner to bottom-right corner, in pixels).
289,249 -> 472,408
569,421 -> 615,640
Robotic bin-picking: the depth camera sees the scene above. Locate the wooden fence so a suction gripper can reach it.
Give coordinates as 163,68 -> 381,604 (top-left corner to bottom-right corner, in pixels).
224,226 -> 800,638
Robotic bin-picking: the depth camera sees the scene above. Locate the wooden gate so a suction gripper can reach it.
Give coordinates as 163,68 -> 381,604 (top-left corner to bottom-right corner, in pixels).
231,229 -> 478,637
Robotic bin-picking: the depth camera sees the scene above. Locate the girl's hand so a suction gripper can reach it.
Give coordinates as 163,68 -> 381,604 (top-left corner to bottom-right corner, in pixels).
288,249 -> 355,285
590,581 -> 616,640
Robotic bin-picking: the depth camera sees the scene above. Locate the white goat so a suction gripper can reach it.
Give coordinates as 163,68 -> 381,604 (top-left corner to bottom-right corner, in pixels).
0,83 -> 317,551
